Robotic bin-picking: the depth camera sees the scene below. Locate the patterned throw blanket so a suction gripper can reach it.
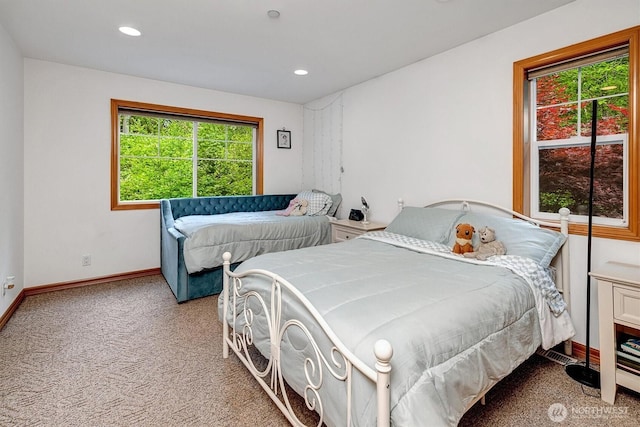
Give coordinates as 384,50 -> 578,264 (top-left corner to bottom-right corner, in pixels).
359,231 -> 567,316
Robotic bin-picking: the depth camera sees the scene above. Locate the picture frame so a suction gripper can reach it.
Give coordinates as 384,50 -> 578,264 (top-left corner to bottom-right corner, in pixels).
277,129 -> 291,149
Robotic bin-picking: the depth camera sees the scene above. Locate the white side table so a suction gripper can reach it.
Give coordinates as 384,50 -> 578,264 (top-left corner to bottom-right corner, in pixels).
330,219 -> 387,243
592,261 -> 640,404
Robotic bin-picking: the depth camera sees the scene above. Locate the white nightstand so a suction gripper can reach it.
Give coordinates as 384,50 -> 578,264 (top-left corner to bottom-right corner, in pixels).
330,219 -> 387,243
592,262 -> 640,404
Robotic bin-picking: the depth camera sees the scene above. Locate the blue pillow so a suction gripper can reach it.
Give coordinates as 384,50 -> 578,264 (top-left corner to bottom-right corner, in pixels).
386,207 -> 465,244
457,212 -> 566,267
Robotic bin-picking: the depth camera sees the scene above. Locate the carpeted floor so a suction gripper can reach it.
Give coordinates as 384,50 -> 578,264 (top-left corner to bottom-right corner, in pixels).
1,275 -> 639,426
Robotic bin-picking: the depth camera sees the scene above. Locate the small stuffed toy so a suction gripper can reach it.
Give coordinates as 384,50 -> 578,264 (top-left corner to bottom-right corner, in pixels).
289,199 -> 308,216
277,198 -> 309,216
464,226 -> 506,260
452,223 -> 475,255
277,198 -> 300,216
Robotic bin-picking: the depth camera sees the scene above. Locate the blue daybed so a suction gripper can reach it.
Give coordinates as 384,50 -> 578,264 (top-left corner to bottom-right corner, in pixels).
160,193 -> 334,302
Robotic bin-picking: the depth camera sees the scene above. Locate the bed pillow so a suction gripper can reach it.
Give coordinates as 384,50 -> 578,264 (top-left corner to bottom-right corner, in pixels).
296,190 -> 332,216
312,189 -> 342,217
385,206 -> 465,244
457,212 -> 566,267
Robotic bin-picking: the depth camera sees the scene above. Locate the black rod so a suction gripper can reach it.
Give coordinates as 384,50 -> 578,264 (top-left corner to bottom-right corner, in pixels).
565,100 -> 600,388
585,99 -> 597,369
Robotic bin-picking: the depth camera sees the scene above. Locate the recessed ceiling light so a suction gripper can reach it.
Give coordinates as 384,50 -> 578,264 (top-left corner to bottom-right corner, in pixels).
267,10 -> 280,18
119,26 -> 141,37
294,69 -> 308,76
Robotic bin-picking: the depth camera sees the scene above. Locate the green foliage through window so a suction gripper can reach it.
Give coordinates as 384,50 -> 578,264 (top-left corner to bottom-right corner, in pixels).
534,55 -> 628,220
118,113 -> 254,201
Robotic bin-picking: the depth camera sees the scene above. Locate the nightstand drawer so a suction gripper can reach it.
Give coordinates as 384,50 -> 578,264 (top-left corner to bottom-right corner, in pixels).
614,286 -> 640,325
334,227 -> 361,242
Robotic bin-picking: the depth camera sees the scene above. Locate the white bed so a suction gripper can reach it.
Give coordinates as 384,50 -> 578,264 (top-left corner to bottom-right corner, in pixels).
218,200 -> 575,426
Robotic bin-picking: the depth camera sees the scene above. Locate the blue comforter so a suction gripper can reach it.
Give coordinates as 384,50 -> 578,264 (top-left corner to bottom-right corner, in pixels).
174,211 -> 331,273
219,234 -> 574,426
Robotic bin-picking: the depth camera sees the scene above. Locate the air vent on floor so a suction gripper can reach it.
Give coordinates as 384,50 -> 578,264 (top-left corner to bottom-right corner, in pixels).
536,348 -> 578,366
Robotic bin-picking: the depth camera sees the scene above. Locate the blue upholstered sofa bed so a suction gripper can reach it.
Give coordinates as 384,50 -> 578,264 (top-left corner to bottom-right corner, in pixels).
160,194 -> 298,302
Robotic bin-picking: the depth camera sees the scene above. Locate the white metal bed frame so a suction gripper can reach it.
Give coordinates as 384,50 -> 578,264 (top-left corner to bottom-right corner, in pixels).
221,200 -> 572,426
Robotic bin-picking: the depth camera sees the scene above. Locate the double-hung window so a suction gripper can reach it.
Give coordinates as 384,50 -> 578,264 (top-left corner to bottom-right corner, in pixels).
111,100 -> 264,210
530,48 -> 628,225
513,27 -> 639,241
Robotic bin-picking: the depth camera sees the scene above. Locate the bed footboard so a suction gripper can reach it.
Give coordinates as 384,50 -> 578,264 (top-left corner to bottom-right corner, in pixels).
221,252 -> 393,427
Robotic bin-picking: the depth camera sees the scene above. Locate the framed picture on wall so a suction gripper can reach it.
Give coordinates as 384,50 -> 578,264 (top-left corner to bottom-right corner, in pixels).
277,130 -> 291,149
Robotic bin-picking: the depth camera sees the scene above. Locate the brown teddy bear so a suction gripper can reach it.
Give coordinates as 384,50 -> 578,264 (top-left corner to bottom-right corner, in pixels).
452,223 -> 475,255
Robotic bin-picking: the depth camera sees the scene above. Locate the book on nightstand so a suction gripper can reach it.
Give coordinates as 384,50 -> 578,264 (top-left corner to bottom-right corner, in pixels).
618,349 -> 640,364
617,335 -> 640,374
620,337 -> 640,357
617,351 -> 640,374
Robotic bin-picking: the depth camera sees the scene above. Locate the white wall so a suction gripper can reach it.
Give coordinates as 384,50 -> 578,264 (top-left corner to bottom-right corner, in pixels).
305,0 -> 640,349
0,24 -> 24,316
23,60 -> 304,287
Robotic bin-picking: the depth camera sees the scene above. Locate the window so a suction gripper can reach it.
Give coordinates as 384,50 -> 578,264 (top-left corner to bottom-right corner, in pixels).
111,100 -> 264,210
513,27 -> 640,241
531,50 -> 628,225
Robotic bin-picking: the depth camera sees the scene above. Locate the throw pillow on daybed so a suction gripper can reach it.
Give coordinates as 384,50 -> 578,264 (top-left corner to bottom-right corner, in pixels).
312,189 -> 342,217
296,190 -> 333,216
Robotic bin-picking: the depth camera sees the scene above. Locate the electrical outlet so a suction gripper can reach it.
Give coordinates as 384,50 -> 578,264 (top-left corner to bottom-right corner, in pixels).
2,276 -> 15,297
81,255 -> 91,267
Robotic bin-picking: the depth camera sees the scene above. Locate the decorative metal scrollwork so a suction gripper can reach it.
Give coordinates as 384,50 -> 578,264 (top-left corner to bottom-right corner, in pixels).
221,252 -> 393,427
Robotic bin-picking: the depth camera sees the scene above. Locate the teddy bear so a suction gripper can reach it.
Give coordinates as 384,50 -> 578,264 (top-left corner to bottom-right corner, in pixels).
452,223 -> 475,255
463,226 -> 506,260
289,199 -> 308,216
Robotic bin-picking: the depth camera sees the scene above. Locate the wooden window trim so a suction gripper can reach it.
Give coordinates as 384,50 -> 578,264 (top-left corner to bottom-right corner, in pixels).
110,99 -> 264,210
513,26 -> 640,241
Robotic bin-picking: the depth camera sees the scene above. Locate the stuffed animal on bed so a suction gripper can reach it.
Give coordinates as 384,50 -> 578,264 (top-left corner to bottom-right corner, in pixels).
277,198 -> 308,216
452,223 -> 475,255
289,199 -> 308,216
277,198 -> 299,216
463,226 -> 506,260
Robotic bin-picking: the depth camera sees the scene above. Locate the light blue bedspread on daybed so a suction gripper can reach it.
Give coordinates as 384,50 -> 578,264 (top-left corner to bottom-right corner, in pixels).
174,210 -> 331,274
219,230 -> 575,426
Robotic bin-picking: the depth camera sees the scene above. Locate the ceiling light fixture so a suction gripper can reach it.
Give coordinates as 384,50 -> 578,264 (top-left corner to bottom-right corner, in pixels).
119,26 -> 141,37
267,10 -> 280,18
294,69 -> 308,76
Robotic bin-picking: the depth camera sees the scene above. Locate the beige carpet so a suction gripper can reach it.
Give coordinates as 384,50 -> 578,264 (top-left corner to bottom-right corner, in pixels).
1,275 -> 639,426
